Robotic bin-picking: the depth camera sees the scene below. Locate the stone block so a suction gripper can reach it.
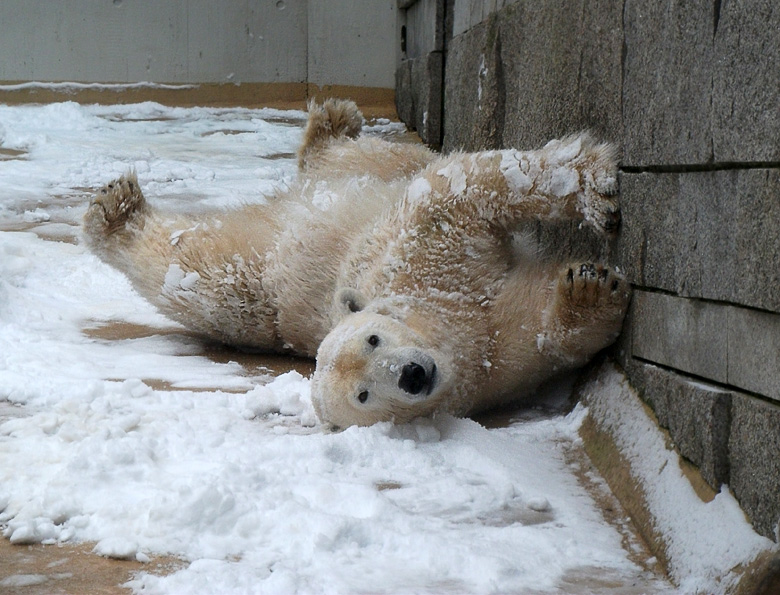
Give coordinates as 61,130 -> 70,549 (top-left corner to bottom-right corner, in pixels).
410,52 -> 443,147
451,0 -> 523,37
729,394 -> 780,541
452,0 -> 489,37
678,170 -> 780,313
395,52 -> 442,147
713,0 -> 780,162
610,292 -> 635,374
443,0 -> 622,152
395,59 -> 414,125
617,170 -> 780,313
396,0 -> 447,146
499,0 -> 623,150
628,291 -> 780,403
631,291 -> 728,385
443,16 -> 504,151
624,362 -> 732,489
622,0 -> 714,166
575,0 -> 625,144
728,169 -> 780,313
677,171 -> 737,300
620,359 -> 671,428
727,308 -> 780,403
615,172 -> 685,293
451,0 -> 473,37
665,378 -> 732,489
404,0 -> 445,58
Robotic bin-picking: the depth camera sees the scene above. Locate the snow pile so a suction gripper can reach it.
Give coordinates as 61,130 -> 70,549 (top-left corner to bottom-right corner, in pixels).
1,385 -> 656,593
582,364 -> 776,593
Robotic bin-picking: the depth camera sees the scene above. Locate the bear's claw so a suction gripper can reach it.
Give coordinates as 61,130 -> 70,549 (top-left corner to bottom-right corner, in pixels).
561,262 -> 629,309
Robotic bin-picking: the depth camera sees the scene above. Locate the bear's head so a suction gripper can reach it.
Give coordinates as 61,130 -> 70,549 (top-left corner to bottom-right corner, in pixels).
311,289 -> 452,429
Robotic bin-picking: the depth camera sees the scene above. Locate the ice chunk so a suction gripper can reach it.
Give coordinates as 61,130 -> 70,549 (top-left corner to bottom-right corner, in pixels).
94,537 -> 139,560
163,263 -> 199,291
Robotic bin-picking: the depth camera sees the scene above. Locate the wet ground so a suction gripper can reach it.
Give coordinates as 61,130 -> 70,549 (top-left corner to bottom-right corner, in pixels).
0,540 -> 184,595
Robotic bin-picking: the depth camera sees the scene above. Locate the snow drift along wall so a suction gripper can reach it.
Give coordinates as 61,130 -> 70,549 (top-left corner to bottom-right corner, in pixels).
395,0 -> 780,550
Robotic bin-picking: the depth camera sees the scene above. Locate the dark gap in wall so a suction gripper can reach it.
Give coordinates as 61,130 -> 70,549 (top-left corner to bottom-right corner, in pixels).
493,18 -> 506,149
437,0 -> 453,149
630,284 -> 780,318
621,161 -> 780,174
620,0 -> 628,135
631,355 -> 779,410
713,0 -> 722,37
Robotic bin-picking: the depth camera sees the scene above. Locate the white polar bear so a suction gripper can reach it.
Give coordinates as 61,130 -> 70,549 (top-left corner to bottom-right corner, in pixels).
83,99 -> 630,429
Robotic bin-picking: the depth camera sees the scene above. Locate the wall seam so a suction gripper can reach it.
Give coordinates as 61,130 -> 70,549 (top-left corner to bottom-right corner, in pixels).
631,356 -> 779,409
621,161 -> 780,174
629,285 -> 780,318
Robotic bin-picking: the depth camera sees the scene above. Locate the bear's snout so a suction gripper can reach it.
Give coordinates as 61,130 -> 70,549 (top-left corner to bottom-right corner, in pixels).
398,362 -> 437,396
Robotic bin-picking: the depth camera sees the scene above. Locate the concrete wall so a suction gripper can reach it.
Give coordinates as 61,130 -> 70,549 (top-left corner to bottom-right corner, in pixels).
0,0 -> 397,89
395,0 -> 780,544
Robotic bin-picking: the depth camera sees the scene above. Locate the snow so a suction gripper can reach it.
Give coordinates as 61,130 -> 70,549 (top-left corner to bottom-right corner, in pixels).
0,100 -> 757,593
582,364 -> 776,593
405,177 -> 432,204
0,81 -> 198,91
164,263 -> 201,292
435,161 -> 467,196
0,574 -> 50,587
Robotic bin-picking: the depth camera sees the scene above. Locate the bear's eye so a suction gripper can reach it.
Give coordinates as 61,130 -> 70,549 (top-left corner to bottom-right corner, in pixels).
357,390 -> 369,404
367,335 -> 380,347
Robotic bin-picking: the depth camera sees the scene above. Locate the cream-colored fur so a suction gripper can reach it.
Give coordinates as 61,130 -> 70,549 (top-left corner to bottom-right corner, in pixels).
83,99 -> 630,429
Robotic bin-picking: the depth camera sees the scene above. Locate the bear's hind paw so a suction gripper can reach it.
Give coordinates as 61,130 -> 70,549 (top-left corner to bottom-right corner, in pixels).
317,98 -> 363,140
85,172 -> 147,236
298,99 -> 364,170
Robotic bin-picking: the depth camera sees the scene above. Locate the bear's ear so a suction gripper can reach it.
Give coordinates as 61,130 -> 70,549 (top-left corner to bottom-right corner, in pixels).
335,288 -> 368,317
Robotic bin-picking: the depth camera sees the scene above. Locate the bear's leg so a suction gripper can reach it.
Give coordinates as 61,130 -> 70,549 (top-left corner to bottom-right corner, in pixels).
83,176 -> 282,350
297,98 -> 364,170
537,263 -> 630,365
423,132 -> 621,236
83,171 -> 182,296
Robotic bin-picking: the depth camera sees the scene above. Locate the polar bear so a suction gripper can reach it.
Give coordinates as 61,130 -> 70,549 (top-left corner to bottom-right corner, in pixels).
83,99 -> 630,429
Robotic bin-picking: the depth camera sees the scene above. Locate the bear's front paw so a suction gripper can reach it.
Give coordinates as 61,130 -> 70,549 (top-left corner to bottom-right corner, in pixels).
84,172 -> 147,237
560,263 -> 629,309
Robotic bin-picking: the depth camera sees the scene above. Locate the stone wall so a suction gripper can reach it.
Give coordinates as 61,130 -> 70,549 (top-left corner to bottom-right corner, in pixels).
396,0 -> 780,542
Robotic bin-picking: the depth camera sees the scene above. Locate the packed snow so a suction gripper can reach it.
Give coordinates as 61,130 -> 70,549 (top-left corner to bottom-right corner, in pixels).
0,100 -> 750,593
583,365 -> 776,594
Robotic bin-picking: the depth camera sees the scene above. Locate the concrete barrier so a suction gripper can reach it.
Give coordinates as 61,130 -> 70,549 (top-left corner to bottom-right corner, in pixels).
0,0 -> 398,107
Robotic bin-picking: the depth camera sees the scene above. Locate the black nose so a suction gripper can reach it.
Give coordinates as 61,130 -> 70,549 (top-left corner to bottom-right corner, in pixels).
398,362 -> 427,395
